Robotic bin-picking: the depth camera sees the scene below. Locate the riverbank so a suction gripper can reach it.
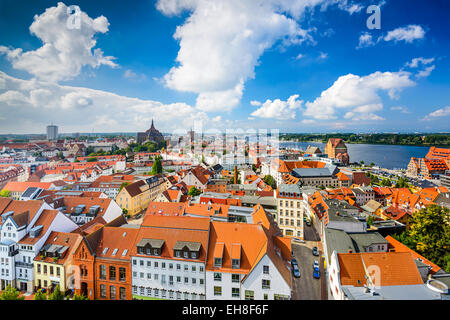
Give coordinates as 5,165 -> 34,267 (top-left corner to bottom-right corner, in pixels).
279,139 -> 448,148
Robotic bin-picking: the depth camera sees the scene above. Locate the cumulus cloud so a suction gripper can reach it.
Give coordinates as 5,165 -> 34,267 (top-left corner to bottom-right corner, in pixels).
0,2 -> 117,82
0,71 -> 217,134
356,32 -> 374,49
383,25 -> 426,43
156,0 -> 367,111
250,94 -> 303,120
422,106 -> 450,121
303,71 -> 415,120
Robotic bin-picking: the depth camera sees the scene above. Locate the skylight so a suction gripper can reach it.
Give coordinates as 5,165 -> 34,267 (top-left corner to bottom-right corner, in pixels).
112,248 -> 118,255
122,249 -> 128,256
102,247 -> 109,254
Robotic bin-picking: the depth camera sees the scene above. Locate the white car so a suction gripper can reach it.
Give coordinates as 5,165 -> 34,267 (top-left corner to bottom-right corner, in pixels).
313,260 -> 319,269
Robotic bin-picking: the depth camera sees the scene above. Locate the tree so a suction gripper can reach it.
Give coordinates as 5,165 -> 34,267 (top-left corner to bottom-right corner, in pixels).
86,157 -> 98,162
380,178 -> 392,187
393,205 -> 450,273
73,293 -> 88,300
188,186 -> 202,197
395,177 -> 409,189
0,285 -> 24,300
34,290 -> 47,300
367,216 -> 374,227
263,175 -> 277,189
0,189 -> 11,198
48,285 -> 65,300
151,156 -> 163,175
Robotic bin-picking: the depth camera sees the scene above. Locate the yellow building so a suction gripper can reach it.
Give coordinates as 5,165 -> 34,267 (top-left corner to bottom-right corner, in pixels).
116,177 -> 166,216
34,232 -> 82,293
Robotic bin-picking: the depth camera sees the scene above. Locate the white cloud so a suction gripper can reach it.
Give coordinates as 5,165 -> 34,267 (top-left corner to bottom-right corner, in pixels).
250,100 -> 262,106
156,0 -> 366,111
0,2 -> 117,82
124,70 -> 137,79
422,106 -> 450,121
416,65 -> 435,78
404,57 -> 435,79
357,32 -> 374,49
300,119 -> 316,124
405,57 -> 434,68
318,52 -> 328,60
383,25 -> 426,43
390,106 -> 410,114
0,71 -> 218,133
250,94 -> 303,120
295,53 -> 305,60
303,71 -> 415,120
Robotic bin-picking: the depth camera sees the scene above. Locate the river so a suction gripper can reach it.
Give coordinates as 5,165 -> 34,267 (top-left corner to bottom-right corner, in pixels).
279,141 -> 430,169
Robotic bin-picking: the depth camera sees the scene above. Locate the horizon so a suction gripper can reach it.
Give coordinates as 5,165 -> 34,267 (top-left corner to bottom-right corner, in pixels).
0,1 -> 449,134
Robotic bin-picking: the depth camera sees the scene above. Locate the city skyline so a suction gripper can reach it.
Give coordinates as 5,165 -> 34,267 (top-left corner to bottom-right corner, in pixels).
0,0 -> 449,134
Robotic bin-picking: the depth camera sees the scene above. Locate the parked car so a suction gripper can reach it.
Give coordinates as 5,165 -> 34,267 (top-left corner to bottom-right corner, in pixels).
312,246 -> 319,256
293,264 -> 301,278
292,238 -> 306,244
291,258 -> 298,267
306,220 -> 311,226
313,267 -> 320,279
313,260 -> 319,269
303,216 -> 307,222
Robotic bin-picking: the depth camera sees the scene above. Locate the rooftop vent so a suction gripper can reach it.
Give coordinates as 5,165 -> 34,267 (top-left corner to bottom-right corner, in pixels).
74,204 -> 86,215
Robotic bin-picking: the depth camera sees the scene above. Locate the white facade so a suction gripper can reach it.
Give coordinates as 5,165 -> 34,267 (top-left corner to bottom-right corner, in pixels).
206,254 -> 291,300
131,256 -> 206,300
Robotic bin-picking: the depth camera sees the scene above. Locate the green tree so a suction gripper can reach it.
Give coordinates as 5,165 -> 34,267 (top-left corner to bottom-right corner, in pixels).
0,285 -> 24,300
122,208 -> 128,215
86,157 -> 98,162
263,175 -> 277,189
395,177 -> 409,188
380,178 -> 392,187
0,189 -> 11,198
48,285 -> 65,300
188,186 -> 202,197
151,156 -> 163,175
367,216 -> 374,226
73,293 -> 88,300
393,205 -> 450,273
34,290 -> 47,300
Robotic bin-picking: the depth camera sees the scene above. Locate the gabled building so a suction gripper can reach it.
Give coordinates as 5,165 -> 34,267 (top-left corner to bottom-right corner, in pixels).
131,215 -> 210,300
205,221 -> 292,300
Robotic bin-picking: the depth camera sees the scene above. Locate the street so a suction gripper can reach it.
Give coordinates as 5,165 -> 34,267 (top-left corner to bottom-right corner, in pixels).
291,222 -> 327,300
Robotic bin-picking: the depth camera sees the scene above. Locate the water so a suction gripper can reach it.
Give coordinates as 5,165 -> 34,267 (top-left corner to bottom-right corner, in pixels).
279,141 -> 430,169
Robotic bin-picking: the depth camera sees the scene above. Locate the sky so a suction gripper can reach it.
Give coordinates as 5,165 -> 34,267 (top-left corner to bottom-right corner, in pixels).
0,0 -> 449,135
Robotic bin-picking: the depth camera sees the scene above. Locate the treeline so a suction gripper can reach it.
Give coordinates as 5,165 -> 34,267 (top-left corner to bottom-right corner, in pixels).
280,133 -> 450,147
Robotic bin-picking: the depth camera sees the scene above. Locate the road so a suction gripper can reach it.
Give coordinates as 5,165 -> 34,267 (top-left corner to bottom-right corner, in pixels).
291,222 -> 327,300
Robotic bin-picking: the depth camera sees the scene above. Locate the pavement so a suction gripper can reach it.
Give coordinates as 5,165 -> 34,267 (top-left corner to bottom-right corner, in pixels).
290,222 -> 327,300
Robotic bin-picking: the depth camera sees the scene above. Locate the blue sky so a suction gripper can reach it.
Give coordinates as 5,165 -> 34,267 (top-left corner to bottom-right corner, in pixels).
0,0 -> 449,134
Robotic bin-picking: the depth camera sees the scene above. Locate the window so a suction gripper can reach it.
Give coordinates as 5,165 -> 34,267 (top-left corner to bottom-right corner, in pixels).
147,288 -> 152,296
162,262 -> 166,269
154,274 -> 159,280
169,275 -> 174,286
192,278 -> 196,285
43,265 -> 47,274
199,266 -> 204,272
119,267 -> 126,281
154,289 -> 159,297
140,272 -> 144,279
232,274 -> 240,283
110,286 -> 116,300
191,252 -> 197,259
214,258 -> 222,267
214,273 -> 222,281
154,261 -> 158,268
147,273 -> 151,280
169,263 -> 173,270
56,267 -> 60,276
161,275 -> 166,284
200,279 -> 204,285
264,294 -> 268,300
232,288 -> 240,298
191,266 -> 196,272
109,266 -> 116,280
176,264 -> 181,271
133,259 -> 136,265
263,265 -> 269,274
231,259 -> 240,269
120,287 -> 126,300
140,260 -> 144,266
262,279 -> 271,289
245,290 -> 254,300
176,251 -> 181,257
100,284 -> 106,298
133,271 -> 137,278
147,261 -> 151,267
214,286 -> 222,296
184,265 -> 188,272
184,277 -> 188,284
37,264 -> 41,274
100,265 -> 106,280
183,251 -> 189,258
140,286 -> 144,295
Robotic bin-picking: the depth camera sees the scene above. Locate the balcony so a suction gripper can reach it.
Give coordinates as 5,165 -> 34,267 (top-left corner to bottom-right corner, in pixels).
15,261 -> 33,268
8,249 -> 19,257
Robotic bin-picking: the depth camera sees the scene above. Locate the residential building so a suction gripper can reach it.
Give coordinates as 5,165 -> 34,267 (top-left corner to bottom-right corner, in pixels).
131,215 -> 210,300
275,184 -> 304,238
324,138 -> 350,165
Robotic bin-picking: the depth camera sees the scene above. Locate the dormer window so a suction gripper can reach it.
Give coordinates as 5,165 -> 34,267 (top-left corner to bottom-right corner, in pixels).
214,258 -> 222,267
153,249 -> 158,256
176,251 -> 181,258
232,259 -> 240,269
183,251 -> 188,258
191,252 -> 197,259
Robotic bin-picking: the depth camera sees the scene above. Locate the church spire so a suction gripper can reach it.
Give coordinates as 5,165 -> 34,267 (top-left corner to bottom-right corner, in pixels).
151,118 -> 155,129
